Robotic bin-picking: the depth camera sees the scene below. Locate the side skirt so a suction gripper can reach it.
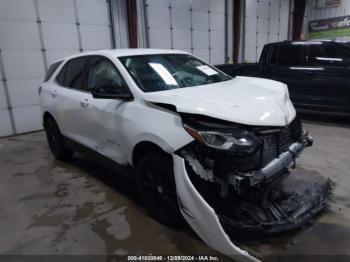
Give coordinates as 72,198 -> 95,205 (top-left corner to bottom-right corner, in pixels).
62,136 -> 136,180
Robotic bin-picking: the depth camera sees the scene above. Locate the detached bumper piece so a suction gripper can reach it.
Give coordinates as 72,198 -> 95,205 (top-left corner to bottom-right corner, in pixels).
219,174 -> 334,236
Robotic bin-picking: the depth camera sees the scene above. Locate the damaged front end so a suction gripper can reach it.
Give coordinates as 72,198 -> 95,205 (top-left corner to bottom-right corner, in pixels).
173,114 -> 333,261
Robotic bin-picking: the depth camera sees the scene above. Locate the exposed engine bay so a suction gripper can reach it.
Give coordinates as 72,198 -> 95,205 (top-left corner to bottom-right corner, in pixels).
176,114 -> 334,236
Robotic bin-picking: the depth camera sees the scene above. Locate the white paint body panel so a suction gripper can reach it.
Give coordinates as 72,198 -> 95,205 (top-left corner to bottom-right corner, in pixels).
40,49 -> 299,262
143,76 -> 296,126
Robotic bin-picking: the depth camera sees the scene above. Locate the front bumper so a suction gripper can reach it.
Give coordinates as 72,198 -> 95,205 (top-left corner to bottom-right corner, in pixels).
228,134 -> 314,189
173,134 -> 333,262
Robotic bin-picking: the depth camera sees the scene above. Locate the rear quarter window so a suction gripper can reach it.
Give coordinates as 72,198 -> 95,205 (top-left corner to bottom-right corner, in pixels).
44,61 -> 62,82
55,57 -> 89,89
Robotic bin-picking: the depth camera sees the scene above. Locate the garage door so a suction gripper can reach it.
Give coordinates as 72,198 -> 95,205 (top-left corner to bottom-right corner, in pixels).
244,0 -> 290,62
144,0 -> 228,64
0,0 -> 114,137
0,72 -> 12,137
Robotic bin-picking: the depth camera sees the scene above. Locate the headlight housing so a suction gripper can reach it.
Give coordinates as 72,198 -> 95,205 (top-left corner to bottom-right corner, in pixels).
184,124 -> 260,154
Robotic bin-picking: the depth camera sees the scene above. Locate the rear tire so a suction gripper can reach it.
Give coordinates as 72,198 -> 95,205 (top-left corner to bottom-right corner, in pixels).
44,117 -> 73,160
137,153 -> 185,227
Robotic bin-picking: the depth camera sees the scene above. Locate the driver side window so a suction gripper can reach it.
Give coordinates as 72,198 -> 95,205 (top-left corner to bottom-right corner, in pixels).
86,56 -> 127,94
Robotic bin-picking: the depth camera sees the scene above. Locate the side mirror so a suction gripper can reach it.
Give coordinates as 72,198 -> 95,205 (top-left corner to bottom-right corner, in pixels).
91,86 -> 133,101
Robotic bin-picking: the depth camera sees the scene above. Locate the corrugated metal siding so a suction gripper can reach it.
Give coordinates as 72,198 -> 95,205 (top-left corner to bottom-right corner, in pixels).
306,0 -> 350,40
243,0 -> 291,63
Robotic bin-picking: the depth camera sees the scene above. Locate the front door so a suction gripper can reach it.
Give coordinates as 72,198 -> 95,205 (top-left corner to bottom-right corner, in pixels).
76,56 -> 131,164
263,43 -> 310,106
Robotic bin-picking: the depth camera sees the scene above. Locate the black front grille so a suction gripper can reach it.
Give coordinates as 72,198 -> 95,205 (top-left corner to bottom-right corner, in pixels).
261,119 -> 301,166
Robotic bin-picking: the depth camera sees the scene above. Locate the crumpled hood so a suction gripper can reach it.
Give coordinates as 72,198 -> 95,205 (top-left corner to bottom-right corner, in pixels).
143,76 -> 296,126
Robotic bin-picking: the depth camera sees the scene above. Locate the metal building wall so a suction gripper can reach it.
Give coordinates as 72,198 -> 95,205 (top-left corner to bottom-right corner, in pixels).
136,0 -> 148,48
0,0 -> 119,137
111,0 -> 130,48
144,0 -> 230,64
243,0 -> 291,62
305,0 -> 350,41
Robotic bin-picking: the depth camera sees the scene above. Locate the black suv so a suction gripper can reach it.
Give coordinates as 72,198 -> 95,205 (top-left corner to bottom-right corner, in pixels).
216,41 -> 350,116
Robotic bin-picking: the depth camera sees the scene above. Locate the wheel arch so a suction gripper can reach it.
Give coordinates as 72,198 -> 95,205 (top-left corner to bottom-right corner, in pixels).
132,141 -> 171,168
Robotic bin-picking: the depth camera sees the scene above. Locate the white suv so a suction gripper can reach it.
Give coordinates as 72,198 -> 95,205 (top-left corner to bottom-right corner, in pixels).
40,49 -> 332,261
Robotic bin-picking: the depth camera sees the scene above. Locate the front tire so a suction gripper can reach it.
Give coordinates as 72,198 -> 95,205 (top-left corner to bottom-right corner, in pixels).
44,117 -> 73,160
137,153 -> 184,227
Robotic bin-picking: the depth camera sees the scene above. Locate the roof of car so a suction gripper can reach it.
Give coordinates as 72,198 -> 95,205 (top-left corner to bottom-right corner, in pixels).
265,40 -> 350,46
57,48 -> 189,63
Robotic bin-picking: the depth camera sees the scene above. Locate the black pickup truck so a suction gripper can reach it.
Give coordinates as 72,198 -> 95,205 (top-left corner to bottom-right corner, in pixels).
216,41 -> 350,115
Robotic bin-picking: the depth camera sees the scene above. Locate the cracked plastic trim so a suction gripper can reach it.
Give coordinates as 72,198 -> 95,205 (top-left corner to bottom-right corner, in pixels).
173,154 -> 260,262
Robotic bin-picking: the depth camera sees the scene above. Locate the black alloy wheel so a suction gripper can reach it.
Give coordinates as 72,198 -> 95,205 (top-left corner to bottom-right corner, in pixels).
44,117 -> 73,160
137,153 -> 185,227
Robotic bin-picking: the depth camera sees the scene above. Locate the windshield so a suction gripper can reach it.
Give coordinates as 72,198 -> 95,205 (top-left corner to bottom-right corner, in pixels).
119,54 -> 231,92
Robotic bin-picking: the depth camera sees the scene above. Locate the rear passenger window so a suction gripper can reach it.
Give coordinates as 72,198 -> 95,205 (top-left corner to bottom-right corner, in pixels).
44,61 -> 62,82
308,44 -> 350,66
270,45 -> 304,66
55,57 -> 89,89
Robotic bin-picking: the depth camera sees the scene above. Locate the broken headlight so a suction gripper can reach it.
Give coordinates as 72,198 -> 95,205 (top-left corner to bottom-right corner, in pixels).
184,124 -> 259,154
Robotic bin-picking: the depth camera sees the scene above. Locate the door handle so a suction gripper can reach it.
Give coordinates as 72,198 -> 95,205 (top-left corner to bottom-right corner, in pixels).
51,90 -> 58,98
80,99 -> 90,107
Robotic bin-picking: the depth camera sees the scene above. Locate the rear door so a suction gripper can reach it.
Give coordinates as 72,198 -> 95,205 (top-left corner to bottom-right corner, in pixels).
263,43 -> 310,105
306,43 -> 350,111
54,56 -> 91,146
